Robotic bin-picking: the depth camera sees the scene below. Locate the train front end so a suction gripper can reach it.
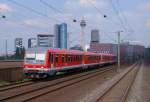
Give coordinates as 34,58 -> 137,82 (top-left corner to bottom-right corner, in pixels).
23,48 -> 49,78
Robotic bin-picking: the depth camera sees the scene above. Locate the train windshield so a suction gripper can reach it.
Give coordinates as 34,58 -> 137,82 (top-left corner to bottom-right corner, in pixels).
25,53 -> 46,64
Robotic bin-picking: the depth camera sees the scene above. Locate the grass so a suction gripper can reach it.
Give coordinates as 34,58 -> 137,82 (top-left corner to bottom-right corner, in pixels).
15,78 -> 32,84
0,80 -> 10,87
56,72 -> 65,75
0,78 -> 31,87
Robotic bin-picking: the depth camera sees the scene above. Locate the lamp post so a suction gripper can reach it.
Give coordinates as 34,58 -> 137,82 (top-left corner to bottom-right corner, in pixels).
117,31 -> 123,72
5,39 -> 8,60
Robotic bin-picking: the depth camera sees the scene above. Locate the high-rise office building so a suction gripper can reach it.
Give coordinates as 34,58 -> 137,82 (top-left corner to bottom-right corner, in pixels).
28,38 -> 36,48
91,29 -> 100,43
54,24 -> 59,48
59,23 -> 67,49
15,38 -> 23,49
54,23 -> 67,49
37,34 -> 54,47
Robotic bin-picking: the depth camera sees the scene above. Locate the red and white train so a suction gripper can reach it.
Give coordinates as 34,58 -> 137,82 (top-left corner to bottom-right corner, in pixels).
24,47 -> 116,78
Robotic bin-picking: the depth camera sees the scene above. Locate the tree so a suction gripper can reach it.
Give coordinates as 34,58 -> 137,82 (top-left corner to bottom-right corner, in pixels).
15,47 -> 26,59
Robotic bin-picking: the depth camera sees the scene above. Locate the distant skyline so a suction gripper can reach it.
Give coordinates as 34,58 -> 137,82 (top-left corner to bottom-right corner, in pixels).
0,0 -> 150,55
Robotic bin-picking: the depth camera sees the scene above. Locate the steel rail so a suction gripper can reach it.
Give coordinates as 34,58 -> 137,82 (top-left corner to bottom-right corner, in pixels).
95,62 -> 140,102
0,67 -> 114,101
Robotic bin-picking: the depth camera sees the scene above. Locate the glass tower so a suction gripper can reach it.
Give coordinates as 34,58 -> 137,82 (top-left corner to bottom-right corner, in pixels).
59,23 -> 67,49
54,23 -> 67,49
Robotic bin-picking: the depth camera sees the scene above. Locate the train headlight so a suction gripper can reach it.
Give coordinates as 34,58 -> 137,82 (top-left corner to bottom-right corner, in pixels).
41,66 -> 44,69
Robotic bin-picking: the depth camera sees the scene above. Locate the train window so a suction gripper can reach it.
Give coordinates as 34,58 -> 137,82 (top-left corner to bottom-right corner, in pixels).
77,56 -> 78,61
75,55 -> 77,61
74,55 -> 76,61
55,54 -> 58,63
78,56 -> 80,61
72,56 -> 74,62
49,53 -> 53,63
79,56 -> 80,61
65,55 -> 67,62
72,55 -> 74,62
71,55 -> 73,62
78,55 -> 81,61
67,55 -> 69,62
86,55 -> 88,61
69,56 -> 71,62
81,55 -> 83,61
70,56 -> 72,62
62,55 -> 64,63
73,55 -> 75,61
68,56 -> 71,62
66,55 -> 68,62
74,55 -> 75,61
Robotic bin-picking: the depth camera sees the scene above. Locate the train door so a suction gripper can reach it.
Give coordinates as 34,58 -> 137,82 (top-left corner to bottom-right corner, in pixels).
62,54 -> 65,66
49,53 -> 54,68
54,54 -> 59,67
54,53 -> 61,68
58,54 -> 62,68
101,55 -> 103,63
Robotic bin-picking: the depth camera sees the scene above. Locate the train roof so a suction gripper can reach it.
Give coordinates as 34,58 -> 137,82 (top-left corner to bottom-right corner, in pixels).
26,47 -> 115,56
85,52 -> 114,56
48,49 -> 84,55
26,47 -> 50,53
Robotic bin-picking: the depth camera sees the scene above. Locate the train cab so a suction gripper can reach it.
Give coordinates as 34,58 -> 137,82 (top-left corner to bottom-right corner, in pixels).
24,47 -> 52,78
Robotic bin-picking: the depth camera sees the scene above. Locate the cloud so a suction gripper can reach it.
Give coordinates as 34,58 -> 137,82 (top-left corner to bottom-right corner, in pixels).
145,19 -> 150,27
137,1 -> 150,14
0,3 -> 11,12
64,0 -> 108,13
119,1 -> 150,46
79,0 -> 97,6
23,19 -> 49,28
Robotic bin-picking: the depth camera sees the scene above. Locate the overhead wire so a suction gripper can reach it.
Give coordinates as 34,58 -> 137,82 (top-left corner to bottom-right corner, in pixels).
86,0 -> 123,26
40,0 -> 121,44
86,0 -> 120,43
109,0 -> 128,33
7,0 -> 63,22
116,0 -> 133,31
40,0 -> 64,14
116,0 -> 135,41
39,0 -> 79,27
7,0 -> 85,48
39,0 -> 83,46
7,0 -> 80,38
86,0 -> 106,17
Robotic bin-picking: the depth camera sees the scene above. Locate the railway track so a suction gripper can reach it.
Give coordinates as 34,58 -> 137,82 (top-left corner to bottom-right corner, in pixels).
95,61 -> 141,102
0,66 -> 115,102
0,60 -> 23,63
0,80 -> 34,91
0,65 -> 111,91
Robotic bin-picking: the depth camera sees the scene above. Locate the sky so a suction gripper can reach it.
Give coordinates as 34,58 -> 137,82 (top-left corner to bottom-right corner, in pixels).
0,0 -> 150,55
